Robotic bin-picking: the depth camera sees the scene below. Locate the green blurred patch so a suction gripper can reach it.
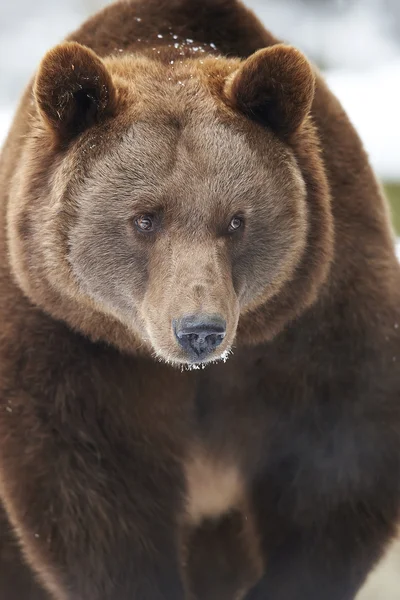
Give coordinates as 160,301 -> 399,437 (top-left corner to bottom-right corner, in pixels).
384,183 -> 400,235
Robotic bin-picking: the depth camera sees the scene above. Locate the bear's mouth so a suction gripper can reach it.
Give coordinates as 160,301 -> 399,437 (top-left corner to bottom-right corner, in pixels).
151,343 -> 234,369
185,346 -> 233,369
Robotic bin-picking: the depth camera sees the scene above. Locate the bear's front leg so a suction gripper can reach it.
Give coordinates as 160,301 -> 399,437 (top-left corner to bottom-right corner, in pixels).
1,448 -> 186,600
244,505 -> 398,600
244,459 -> 400,600
2,456 -> 186,600
0,377 -> 187,600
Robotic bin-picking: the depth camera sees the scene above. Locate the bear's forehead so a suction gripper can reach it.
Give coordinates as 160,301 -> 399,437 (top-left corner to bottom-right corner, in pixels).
73,56 -> 301,204
85,116 -> 295,203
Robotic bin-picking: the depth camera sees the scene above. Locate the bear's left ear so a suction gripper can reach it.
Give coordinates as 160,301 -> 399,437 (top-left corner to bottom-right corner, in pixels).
34,42 -> 117,141
225,44 -> 315,137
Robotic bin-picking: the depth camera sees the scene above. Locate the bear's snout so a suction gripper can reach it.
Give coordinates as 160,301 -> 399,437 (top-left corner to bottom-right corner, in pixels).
173,314 -> 226,361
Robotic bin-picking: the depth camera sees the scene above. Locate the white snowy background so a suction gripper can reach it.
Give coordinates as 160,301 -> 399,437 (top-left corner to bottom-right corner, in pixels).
0,1 -> 399,596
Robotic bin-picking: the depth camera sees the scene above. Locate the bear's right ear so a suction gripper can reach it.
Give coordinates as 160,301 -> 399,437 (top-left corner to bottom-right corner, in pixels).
225,44 -> 315,137
34,42 -> 117,141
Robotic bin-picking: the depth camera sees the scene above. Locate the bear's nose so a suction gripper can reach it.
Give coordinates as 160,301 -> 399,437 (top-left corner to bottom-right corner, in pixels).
173,314 -> 226,360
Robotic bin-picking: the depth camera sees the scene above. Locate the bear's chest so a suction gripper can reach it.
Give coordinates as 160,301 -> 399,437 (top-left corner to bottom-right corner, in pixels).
183,449 -> 245,525
182,364 -> 267,525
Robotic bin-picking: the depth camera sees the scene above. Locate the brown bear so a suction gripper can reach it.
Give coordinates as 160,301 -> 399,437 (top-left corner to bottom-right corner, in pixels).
0,0 -> 399,599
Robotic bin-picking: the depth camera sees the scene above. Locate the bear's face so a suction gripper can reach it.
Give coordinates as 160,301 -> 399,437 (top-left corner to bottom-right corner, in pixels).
8,43 -> 326,365
67,112 -> 307,365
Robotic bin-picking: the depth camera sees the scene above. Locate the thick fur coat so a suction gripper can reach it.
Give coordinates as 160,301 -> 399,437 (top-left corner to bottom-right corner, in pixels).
0,1 -> 399,599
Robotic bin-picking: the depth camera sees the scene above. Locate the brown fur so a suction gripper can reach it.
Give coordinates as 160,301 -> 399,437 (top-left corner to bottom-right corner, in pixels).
0,0 -> 399,599
35,42 -> 118,141
226,45 -> 315,137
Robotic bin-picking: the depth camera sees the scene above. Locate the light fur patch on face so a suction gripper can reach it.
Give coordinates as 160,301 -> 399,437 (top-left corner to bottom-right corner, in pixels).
184,451 -> 244,526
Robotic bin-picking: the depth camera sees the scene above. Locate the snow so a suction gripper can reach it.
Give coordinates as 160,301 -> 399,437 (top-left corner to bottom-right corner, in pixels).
247,0 -> 400,70
326,61 -> 400,181
0,109 -> 12,149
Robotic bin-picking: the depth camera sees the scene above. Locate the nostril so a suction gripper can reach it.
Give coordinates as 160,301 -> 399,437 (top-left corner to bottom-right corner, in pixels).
173,314 -> 227,358
174,314 -> 226,337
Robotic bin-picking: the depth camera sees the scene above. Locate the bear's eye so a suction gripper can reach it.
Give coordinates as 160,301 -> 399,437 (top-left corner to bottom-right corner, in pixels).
135,214 -> 155,233
228,216 -> 244,233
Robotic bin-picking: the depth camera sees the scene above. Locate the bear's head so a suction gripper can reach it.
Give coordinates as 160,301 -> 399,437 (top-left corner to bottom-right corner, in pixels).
7,42 -> 333,366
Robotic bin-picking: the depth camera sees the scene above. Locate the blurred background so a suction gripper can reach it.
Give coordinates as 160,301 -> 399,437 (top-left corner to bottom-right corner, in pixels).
0,1 -> 399,598
0,0 -> 399,237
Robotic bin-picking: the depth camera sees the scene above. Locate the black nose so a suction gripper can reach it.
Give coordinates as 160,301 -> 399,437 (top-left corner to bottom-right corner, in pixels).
173,314 -> 226,360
